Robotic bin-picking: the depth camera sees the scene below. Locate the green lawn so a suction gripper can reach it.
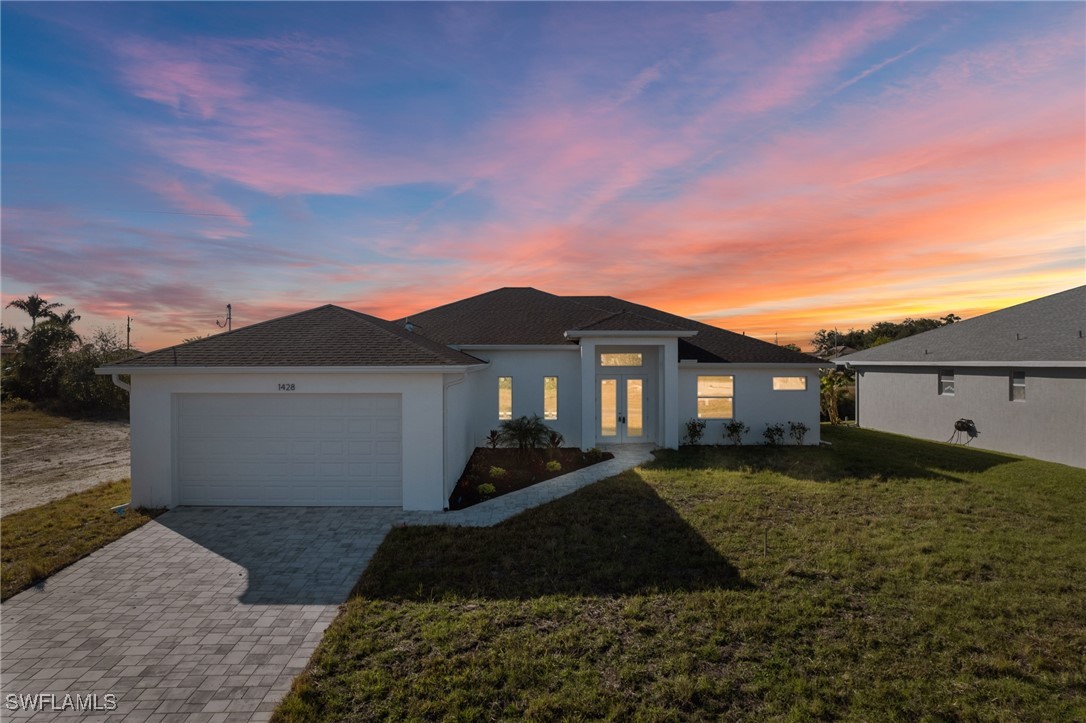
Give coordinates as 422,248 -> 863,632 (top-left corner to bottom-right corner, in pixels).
1,479 -> 164,601
275,427 -> 1085,721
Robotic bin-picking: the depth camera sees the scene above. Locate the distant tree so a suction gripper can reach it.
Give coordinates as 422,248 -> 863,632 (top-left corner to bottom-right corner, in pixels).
1,324 -> 18,345
6,294 -> 63,329
782,343 -> 802,352
811,313 -> 959,355
6,318 -> 81,400
182,334 -> 212,344
49,308 -> 82,327
54,327 -> 131,416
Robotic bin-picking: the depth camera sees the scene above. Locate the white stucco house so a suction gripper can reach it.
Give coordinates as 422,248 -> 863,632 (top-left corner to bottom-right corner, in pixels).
845,286 -> 1086,468
98,288 -> 824,511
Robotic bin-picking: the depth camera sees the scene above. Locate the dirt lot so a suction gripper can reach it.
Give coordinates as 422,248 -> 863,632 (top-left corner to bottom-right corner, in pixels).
2,410 -> 130,515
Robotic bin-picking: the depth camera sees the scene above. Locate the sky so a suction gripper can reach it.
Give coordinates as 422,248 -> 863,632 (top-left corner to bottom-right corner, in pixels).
2,1 -> 1083,351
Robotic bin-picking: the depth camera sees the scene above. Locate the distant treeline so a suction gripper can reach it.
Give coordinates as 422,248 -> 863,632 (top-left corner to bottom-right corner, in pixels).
810,314 -> 960,356
2,295 -> 132,417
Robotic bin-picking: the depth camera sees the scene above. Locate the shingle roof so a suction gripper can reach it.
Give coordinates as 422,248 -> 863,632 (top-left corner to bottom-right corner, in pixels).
846,286 -> 1086,364
566,294 -> 823,365
402,288 -> 824,364
572,310 -> 688,333
110,305 -> 483,368
396,288 -> 606,345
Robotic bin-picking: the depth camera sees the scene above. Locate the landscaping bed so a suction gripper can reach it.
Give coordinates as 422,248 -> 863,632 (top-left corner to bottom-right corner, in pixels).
449,447 -> 614,509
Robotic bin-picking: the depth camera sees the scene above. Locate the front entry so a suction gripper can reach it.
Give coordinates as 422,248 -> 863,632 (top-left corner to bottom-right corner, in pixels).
597,376 -> 649,443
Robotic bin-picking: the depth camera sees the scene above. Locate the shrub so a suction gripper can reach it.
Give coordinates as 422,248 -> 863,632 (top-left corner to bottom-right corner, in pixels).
585,448 -> 606,464
545,460 -> 562,473
5,398 -> 33,412
762,423 -> 785,446
788,421 -> 810,445
499,414 -> 552,451
488,466 -> 507,480
683,418 -> 707,445
548,430 -> 564,448
477,483 -> 497,498
723,420 -> 749,446
484,430 -> 501,449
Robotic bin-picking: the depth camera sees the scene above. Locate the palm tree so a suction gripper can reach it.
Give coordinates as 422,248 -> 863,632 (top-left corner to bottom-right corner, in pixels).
820,370 -> 849,425
49,308 -> 81,327
6,294 -> 63,329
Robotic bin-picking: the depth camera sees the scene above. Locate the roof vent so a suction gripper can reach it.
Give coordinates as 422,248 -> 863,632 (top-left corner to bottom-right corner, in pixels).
405,320 -> 416,333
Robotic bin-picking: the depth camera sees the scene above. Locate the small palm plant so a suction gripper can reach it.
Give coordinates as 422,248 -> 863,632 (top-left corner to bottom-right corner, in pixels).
498,414 -> 552,454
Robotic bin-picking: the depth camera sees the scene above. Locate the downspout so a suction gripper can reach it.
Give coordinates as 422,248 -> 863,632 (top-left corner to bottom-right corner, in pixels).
442,372 -> 468,511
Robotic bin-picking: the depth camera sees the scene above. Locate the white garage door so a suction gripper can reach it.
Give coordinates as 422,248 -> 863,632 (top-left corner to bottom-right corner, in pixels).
176,393 -> 402,506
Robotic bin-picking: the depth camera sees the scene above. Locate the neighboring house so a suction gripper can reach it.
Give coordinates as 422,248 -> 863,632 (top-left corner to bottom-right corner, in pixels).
820,345 -> 859,361
97,288 -> 824,511
845,286 -> 1086,468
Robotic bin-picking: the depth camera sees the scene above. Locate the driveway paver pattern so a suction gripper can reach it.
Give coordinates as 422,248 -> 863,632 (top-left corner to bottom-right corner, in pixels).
1,508 -> 400,722
1,446 -> 654,721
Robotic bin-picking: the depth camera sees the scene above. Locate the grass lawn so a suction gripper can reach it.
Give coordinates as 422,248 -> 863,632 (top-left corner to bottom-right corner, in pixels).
1,479 -> 164,601
275,426 -> 1085,721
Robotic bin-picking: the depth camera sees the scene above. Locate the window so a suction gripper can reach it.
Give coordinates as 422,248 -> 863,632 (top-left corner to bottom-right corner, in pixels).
544,376 -> 558,420
498,377 -> 512,419
1010,371 -> 1025,401
773,376 -> 807,391
938,370 -> 954,396
697,375 -> 734,419
600,353 -> 642,367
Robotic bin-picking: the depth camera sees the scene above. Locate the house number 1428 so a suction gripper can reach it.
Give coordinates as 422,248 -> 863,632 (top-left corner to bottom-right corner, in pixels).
278,383 -> 295,391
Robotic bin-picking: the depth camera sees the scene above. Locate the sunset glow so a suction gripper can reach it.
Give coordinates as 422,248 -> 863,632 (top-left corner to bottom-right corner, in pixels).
2,2 -> 1083,350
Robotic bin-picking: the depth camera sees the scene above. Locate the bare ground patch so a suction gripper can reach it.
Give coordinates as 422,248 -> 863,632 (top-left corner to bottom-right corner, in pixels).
2,414 -> 130,515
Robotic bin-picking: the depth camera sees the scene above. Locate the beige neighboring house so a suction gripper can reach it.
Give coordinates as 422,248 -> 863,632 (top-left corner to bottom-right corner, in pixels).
97,288 -> 824,511
845,286 -> 1086,468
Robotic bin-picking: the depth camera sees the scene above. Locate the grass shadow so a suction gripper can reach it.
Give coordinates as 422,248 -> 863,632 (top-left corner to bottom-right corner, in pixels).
357,470 -> 751,602
647,426 -> 1023,483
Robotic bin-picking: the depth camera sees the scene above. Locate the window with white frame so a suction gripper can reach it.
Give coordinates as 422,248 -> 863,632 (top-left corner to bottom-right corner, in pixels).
544,376 -> 558,420
1010,371 -> 1025,401
938,370 -> 955,396
498,376 -> 512,419
697,375 -> 734,419
773,376 -> 807,391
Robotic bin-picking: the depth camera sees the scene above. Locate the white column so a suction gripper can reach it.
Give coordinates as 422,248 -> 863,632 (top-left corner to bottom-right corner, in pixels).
662,338 -> 679,448
579,339 -> 596,450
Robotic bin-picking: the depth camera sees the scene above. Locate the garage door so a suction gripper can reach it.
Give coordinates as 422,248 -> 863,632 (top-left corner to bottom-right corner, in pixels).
176,394 -> 402,506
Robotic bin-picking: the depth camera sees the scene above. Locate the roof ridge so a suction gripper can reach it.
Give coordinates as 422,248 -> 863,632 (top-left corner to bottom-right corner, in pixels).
398,287 -> 554,322
113,303 -> 340,365
330,306 -> 485,364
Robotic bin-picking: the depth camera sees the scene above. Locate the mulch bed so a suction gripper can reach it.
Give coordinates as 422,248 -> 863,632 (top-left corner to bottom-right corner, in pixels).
449,447 -> 614,510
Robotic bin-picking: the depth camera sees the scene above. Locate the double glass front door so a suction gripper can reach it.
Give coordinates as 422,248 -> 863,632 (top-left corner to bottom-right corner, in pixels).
598,376 -> 647,443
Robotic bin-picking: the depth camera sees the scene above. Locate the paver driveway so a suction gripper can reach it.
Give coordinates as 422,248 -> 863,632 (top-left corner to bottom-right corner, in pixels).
1,507 -> 401,722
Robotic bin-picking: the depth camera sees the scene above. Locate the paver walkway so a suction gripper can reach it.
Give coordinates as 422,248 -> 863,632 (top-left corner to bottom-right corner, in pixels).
1,446 -> 654,721
409,444 -> 656,527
